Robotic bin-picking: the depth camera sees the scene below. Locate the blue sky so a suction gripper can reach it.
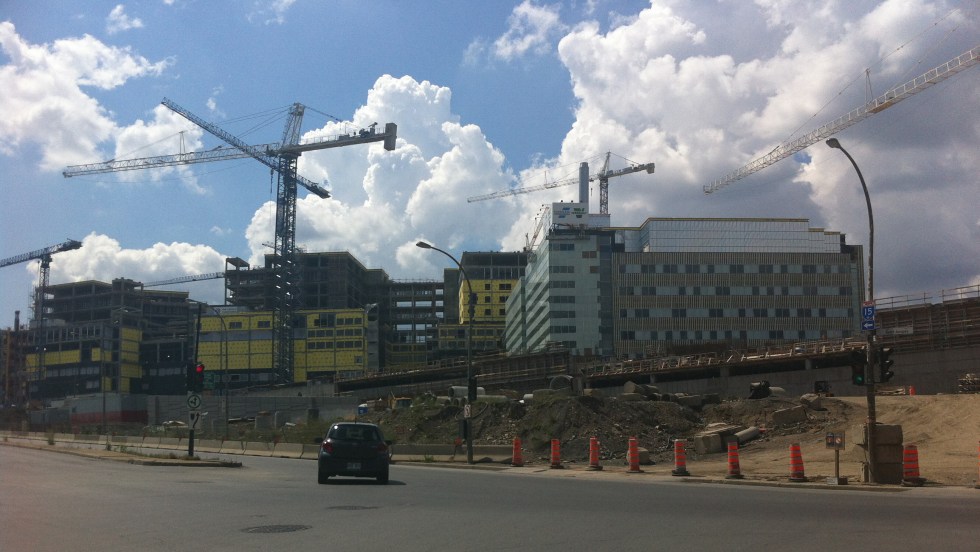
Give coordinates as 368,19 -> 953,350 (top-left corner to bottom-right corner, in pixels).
1,0 -> 978,326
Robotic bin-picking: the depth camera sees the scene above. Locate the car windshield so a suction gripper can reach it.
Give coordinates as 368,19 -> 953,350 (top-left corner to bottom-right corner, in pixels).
329,425 -> 379,441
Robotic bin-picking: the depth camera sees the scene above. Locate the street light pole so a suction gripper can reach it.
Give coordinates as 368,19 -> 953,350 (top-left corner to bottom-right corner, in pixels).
826,137 -> 877,483
416,240 -> 476,464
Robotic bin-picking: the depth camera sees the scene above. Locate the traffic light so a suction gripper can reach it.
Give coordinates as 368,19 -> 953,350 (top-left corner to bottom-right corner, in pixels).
848,349 -> 867,386
186,362 -> 205,393
878,346 -> 895,383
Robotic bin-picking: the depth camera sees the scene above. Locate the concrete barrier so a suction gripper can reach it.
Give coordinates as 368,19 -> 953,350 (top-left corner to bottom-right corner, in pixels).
219,440 -> 244,454
391,444 -> 457,462
158,437 -> 181,450
53,433 -> 75,443
471,445 -> 513,462
142,437 -> 162,449
196,439 -> 223,453
273,443 -> 304,459
244,441 -> 274,456
302,444 -> 321,459
111,435 -> 141,447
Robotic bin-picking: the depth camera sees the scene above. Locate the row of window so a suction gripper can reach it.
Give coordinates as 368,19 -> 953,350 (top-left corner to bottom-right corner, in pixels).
308,328 -> 363,338
621,263 -> 850,275
620,285 -> 853,297
311,315 -> 364,328
620,307 -> 852,318
307,340 -> 364,350
620,329 -> 845,341
482,282 -> 513,291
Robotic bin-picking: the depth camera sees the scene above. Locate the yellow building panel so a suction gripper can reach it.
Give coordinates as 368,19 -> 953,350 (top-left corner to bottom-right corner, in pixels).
198,343 -> 221,356
121,363 -> 141,379
250,342 -> 273,354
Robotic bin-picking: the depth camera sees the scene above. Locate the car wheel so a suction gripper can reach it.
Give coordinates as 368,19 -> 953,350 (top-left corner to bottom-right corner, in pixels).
376,471 -> 389,484
318,470 -> 331,484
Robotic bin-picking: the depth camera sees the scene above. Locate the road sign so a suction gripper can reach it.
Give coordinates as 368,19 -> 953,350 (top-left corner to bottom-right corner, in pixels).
463,404 -> 471,418
862,319 -> 876,331
862,305 -> 875,320
825,432 -> 845,450
188,410 -> 202,430
186,394 -> 202,410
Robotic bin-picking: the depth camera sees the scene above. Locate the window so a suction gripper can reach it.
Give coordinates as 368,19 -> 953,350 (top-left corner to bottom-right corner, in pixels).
257,320 -> 271,328
229,321 -> 243,329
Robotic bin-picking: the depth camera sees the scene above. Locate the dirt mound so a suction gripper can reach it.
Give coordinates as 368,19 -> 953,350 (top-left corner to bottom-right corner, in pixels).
364,392 -> 979,484
371,394 -> 713,463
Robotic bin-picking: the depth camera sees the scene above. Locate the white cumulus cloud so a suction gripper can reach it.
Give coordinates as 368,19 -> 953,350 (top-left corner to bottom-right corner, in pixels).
106,4 -> 144,35
0,22 -> 170,171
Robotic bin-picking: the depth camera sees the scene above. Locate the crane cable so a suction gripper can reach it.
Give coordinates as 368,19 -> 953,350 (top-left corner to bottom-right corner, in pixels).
780,4 -> 968,146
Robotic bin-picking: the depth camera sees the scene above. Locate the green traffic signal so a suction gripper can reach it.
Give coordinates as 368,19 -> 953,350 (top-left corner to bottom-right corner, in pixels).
849,349 -> 867,386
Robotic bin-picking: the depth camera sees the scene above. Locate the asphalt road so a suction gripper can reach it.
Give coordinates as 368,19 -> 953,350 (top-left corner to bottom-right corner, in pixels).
2,445 -> 977,551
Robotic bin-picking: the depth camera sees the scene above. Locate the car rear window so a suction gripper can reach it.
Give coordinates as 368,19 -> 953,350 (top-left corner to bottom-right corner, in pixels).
329,426 -> 379,441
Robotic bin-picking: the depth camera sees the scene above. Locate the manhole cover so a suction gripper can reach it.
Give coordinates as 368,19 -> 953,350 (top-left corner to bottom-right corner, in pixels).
327,505 -> 378,511
242,525 -> 312,534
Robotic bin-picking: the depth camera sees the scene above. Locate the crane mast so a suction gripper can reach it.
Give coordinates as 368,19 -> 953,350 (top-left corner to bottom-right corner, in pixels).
64,99 -> 397,384
705,45 -> 979,193
1,239 -> 83,392
468,152 -> 654,214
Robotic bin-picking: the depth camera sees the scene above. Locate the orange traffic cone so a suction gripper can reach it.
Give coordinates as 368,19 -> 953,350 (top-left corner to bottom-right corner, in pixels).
902,444 -> 925,487
725,441 -> 743,479
789,442 -> 807,482
588,436 -> 603,471
550,438 -> 563,469
627,437 -> 642,473
671,439 -> 690,476
511,436 -> 524,467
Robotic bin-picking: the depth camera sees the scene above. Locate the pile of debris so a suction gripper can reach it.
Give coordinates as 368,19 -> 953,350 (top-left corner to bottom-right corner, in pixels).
958,373 -> 979,394
363,378 -> 863,466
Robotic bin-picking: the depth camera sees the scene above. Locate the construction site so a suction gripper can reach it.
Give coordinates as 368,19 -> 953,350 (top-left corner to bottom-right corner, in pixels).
1,47 -> 978,490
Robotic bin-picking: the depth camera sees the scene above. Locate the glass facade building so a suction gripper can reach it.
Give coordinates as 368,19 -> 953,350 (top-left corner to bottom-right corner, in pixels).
506,216 -> 864,358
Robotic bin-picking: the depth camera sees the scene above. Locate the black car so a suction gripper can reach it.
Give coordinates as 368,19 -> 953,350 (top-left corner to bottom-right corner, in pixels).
317,422 -> 390,484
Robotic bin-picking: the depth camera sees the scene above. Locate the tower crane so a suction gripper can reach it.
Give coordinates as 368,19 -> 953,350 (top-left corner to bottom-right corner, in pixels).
1,239 -> 83,387
64,99 -> 398,384
142,272 -> 225,288
705,45 -> 979,193
468,152 -> 654,214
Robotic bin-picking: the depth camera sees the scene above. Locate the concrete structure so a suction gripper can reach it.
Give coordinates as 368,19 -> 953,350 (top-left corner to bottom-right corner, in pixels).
9,249 -> 527,399
436,251 -> 528,360
505,210 -> 865,359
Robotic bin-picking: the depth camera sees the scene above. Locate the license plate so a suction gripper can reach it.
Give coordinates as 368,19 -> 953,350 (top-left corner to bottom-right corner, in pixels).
346,462 -> 361,471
